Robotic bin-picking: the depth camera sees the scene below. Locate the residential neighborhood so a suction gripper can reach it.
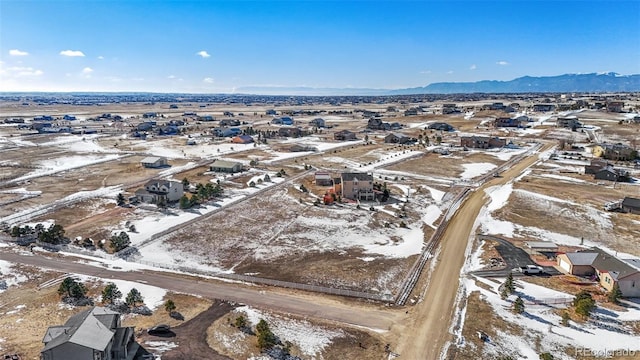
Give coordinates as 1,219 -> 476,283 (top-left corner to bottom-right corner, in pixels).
0,91 -> 639,360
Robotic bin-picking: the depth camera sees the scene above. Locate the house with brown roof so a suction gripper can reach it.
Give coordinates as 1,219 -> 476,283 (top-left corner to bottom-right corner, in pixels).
606,101 -> 624,113
334,130 -> 357,141
601,143 -> 637,161
557,248 -> 640,297
277,127 -> 302,138
493,117 -> 524,128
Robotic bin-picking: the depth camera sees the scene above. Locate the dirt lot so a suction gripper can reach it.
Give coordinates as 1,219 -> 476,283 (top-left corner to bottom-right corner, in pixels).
207,306 -> 387,360
162,182 -> 425,294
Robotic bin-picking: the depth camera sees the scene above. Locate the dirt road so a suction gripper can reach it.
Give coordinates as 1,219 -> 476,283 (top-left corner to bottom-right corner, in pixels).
140,301 -> 235,360
0,249 -> 401,331
392,144 -> 551,359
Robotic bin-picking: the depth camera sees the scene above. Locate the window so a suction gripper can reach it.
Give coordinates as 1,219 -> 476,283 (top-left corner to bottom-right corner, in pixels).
94,350 -> 103,360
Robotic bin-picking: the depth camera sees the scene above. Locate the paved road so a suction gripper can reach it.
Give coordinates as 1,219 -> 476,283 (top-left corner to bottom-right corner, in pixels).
392,143 -> 553,360
0,249 -> 402,331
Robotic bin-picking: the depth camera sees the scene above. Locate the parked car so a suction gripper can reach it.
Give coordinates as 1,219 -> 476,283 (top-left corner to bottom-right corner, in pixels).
516,265 -> 544,275
147,324 -> 171,335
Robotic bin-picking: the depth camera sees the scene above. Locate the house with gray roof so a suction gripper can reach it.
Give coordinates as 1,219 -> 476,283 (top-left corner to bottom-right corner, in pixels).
384,133 -> 415,144
41,306 -> 141,360
210,159 -> 243,173
557,248 -> 640,297
340,172 -> 374,201
140,156 -> 168,169
136,179 -> 184,204
557,252 -> 600,276
622,197 -> 640,214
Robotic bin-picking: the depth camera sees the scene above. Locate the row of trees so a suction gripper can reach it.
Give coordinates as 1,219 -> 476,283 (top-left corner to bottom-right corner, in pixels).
101,282 -> 145,308
179,179 -> 224,209
233,315 -> 291,353
10,223 -> 67,245
58,278 -> 146,308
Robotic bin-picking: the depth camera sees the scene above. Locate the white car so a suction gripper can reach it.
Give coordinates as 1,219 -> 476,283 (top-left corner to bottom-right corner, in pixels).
517,265 -> 544,275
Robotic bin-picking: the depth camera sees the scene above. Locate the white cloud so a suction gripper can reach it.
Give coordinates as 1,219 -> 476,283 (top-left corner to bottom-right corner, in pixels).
97,56 -> 104,60
196,50 -> 211,58
60,50 -> 85,57
167,75 -> 176,79
419,70 -> 432,74
470,64 -> 477,70
4,66 -> 43,77
496,61 -> 509,66
82,67 -> 93,74
447,70 -> 454,74
203,77 -> 214,83
9,49 -> 29,56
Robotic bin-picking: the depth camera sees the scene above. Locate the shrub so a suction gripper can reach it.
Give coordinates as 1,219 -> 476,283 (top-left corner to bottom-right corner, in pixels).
573,290 -> 596,318
512,296 -> 525,314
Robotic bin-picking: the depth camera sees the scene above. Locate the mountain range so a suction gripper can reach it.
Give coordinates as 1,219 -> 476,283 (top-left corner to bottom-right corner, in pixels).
236,73 -> 640,96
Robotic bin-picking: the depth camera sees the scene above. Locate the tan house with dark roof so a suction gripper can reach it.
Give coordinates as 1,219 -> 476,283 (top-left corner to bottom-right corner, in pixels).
557,248 -> 640,297
339,172 -> 374,201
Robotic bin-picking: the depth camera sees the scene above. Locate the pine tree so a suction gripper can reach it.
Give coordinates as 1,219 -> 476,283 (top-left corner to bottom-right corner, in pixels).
607,283 -> 622,304
125,288 -> 144,307
164,299 -> 176,313
256,319 -> 276,350
179,195 -> 190,209
234,315 -> 247,328
110,232 -> 130,252
500,287 -> 509,300
539,353 -> 554,360
58,277 -> 87,299
116,193 -> 126,206
561,311 -> 571,326
102,283 -> 122,305
573,290 -> 596,318
504,272 -> 515,294
512,296 -> 525,314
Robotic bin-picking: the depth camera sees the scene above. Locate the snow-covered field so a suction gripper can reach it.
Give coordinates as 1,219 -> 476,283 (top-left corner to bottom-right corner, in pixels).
460,162 -> 497,179
0,260 -> 28,293
457,273 -> 640,359
9,154 -> 123,184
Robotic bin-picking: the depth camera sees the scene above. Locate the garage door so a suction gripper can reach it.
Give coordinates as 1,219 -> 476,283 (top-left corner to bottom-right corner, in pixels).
559,258 -> 571,273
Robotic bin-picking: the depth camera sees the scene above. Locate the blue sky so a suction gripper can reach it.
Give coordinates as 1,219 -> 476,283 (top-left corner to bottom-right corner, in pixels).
1,0 -> 639,93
